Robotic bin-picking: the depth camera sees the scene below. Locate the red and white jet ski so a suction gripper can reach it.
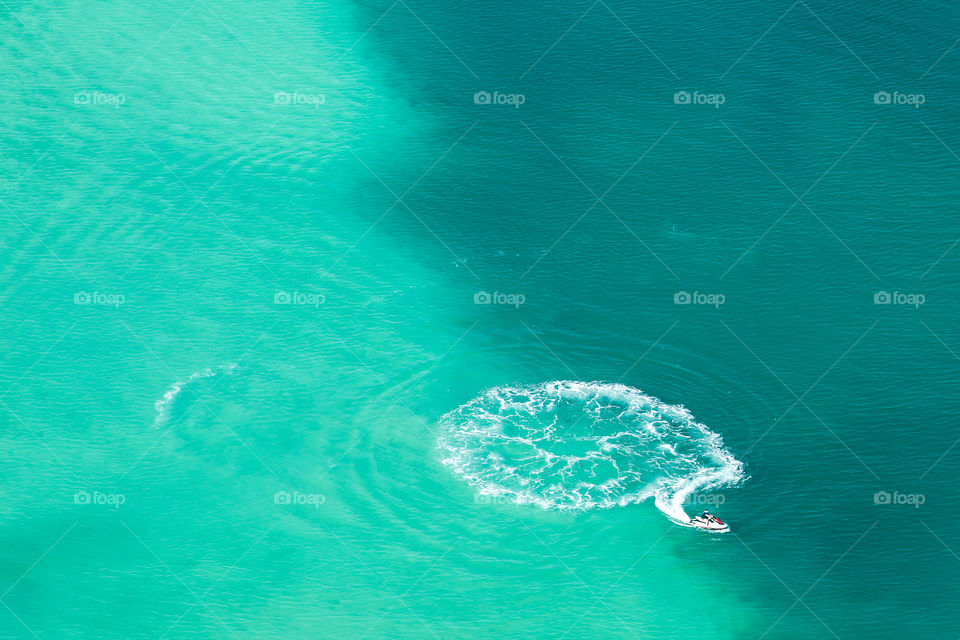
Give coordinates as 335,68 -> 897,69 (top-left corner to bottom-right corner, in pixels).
686,513 -> 730,533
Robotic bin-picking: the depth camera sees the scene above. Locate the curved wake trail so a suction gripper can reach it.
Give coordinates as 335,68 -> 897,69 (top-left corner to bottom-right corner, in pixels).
152,364 -> 237,428
438,381 -> 745,524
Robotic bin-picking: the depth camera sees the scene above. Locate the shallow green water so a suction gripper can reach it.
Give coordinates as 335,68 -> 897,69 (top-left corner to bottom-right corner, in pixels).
1,0 -> 959,637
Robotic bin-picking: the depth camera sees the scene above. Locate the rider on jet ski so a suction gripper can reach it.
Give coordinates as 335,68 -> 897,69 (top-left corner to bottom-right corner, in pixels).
699,509 -> 716,522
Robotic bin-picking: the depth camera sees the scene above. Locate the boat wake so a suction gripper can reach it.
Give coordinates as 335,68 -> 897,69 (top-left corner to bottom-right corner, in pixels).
152,364 -> 238,427
437,381 -> 745,523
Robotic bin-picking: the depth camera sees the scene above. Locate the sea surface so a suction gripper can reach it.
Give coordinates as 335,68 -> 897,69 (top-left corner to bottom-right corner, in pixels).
1,0 -> 959,638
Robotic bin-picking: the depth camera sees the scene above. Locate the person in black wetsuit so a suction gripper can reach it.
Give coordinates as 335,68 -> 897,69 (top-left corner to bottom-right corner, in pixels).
700,509 -> 714,522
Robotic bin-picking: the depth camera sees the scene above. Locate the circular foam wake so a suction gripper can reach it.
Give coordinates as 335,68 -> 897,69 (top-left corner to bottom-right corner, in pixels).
437,381 -> 744,520
152,364 -> 237,427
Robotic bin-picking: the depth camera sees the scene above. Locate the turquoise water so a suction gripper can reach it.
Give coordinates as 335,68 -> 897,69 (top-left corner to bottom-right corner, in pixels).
2,0 -> 959,637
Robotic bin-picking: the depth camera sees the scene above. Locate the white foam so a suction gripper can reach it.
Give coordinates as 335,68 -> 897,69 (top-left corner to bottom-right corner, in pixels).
438,381 -> 745,523
152,364 -> 237,427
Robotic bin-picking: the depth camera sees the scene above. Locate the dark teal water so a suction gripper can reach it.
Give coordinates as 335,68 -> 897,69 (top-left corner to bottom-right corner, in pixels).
1,0 -> 958,637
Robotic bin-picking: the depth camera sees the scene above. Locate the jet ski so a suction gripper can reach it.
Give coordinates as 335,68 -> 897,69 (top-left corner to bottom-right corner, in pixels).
687,513 -> 730,533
